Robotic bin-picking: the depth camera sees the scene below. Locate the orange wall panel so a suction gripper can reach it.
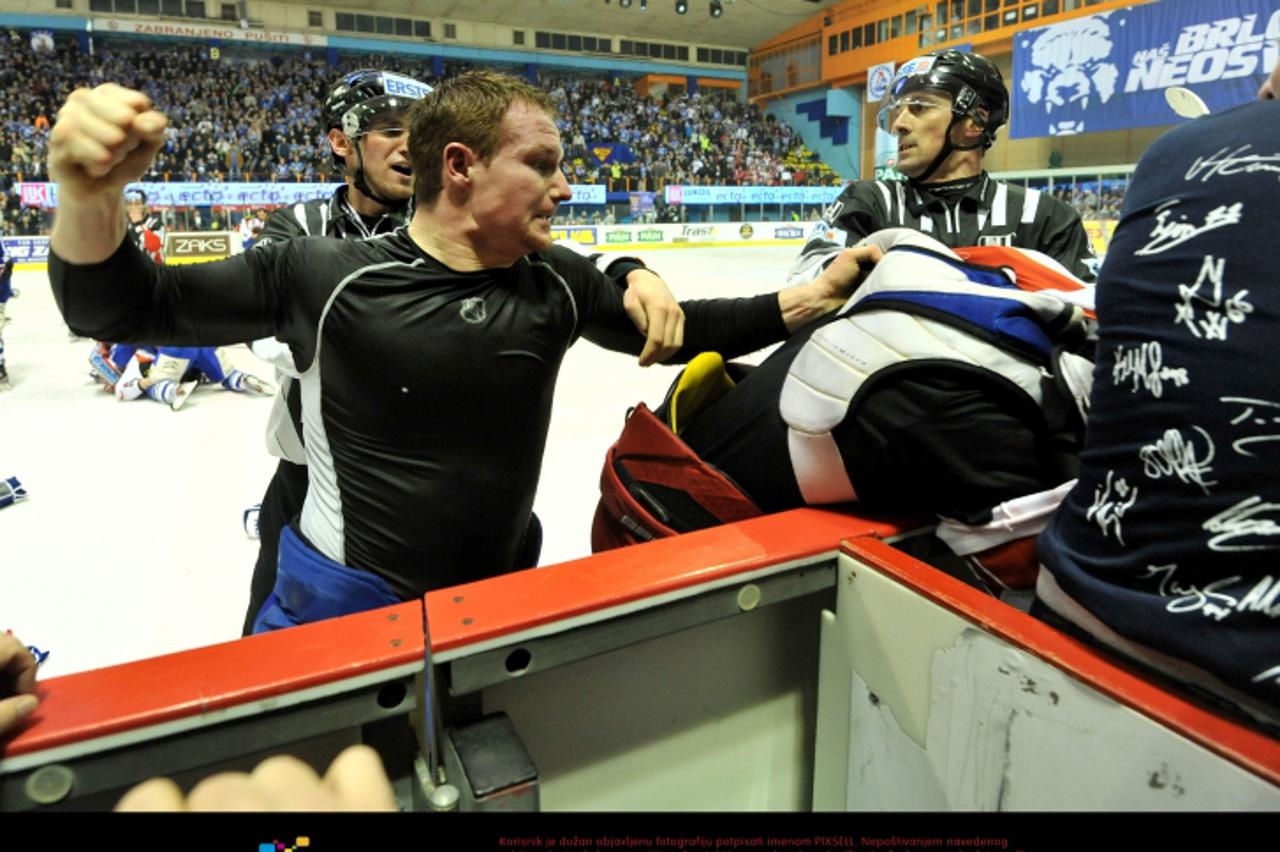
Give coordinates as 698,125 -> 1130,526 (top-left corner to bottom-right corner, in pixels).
757,0 -> 1146,88
753,13 -> 825,54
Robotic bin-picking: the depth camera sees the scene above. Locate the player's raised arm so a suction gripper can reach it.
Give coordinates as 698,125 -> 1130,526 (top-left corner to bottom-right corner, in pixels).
48,84 -> 168,264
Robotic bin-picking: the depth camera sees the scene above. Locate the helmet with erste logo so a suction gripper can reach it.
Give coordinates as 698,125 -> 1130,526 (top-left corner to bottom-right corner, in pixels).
322,69 -> 432,206
322,69 -> 432,164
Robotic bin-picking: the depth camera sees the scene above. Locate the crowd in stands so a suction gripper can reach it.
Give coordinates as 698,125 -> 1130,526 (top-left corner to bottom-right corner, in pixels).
0,25 -> 1152,242
548,76 -> 840,191
0,30 -> 446,188
0,26 -> 1149,243
0,27 -> 841,235
1050,182 -> 1126,219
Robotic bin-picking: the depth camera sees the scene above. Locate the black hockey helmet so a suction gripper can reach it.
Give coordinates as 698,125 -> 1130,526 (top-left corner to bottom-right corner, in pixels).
879,50 -> 1008,149
322,69 -> 432,161
322,69 -> 431,205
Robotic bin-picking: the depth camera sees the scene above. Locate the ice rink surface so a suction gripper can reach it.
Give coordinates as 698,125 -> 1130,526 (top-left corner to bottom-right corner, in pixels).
0,245 -> 798,677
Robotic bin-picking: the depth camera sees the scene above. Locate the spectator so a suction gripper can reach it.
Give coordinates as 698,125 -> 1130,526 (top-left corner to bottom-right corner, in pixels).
1033,52 -> 1280,729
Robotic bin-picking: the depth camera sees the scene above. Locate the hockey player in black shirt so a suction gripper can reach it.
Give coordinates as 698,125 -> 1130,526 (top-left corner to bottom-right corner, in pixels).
47,72 -> 877,631
241,69 -> 682,633
790,50 -> 1096,285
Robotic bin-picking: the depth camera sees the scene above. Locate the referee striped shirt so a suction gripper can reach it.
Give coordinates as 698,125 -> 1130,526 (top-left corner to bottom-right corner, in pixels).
789,172 -> 1097,284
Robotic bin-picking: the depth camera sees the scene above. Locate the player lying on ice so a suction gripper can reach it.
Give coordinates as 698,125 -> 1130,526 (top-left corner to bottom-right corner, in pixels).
90,342 -> 273,409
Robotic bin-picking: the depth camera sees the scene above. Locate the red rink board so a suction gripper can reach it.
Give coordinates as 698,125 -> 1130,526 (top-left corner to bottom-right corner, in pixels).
2,601 -> 424,759
423,507 -> 913,653
4,509 -> 910,760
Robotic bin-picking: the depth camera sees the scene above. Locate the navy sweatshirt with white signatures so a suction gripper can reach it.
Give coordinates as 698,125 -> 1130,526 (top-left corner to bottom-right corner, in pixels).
1037,98 -> 1280,719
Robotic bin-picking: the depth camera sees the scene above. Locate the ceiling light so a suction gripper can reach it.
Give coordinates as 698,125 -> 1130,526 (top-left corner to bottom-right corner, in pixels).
676,0 -> 688,13
710,0 -> 723,17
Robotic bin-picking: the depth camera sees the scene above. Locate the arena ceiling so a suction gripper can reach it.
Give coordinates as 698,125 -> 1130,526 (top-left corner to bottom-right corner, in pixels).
300,0 -> 844,50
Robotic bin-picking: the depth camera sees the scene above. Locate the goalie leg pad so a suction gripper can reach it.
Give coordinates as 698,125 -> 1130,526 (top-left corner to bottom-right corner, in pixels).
148,351 -> 194,382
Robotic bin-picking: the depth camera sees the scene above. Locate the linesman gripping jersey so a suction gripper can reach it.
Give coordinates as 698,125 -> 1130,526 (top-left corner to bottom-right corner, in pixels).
790,172 -> 1097,285
789,50 -> 1097,286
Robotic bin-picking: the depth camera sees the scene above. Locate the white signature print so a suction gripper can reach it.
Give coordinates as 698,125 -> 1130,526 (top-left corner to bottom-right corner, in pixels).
1185,145 -> 1280,183
1139,427 -> 1216,494
1253,663 -> 1280,685
1137,201 -> 1243,256
1223,396 -> 1280,457
1086,470 -> 1137,545
1203,496 -> 1280,552
1141,563 -> 1243,622
1144,566 -> 1280,624
1174,255 -> 1252,341
1237,574 -> 1280,619
1112,341 -> 1189,398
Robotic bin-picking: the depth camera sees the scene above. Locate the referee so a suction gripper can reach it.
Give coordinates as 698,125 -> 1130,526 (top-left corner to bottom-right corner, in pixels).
240,69 -> 429,635
790,50 -> 1097,285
